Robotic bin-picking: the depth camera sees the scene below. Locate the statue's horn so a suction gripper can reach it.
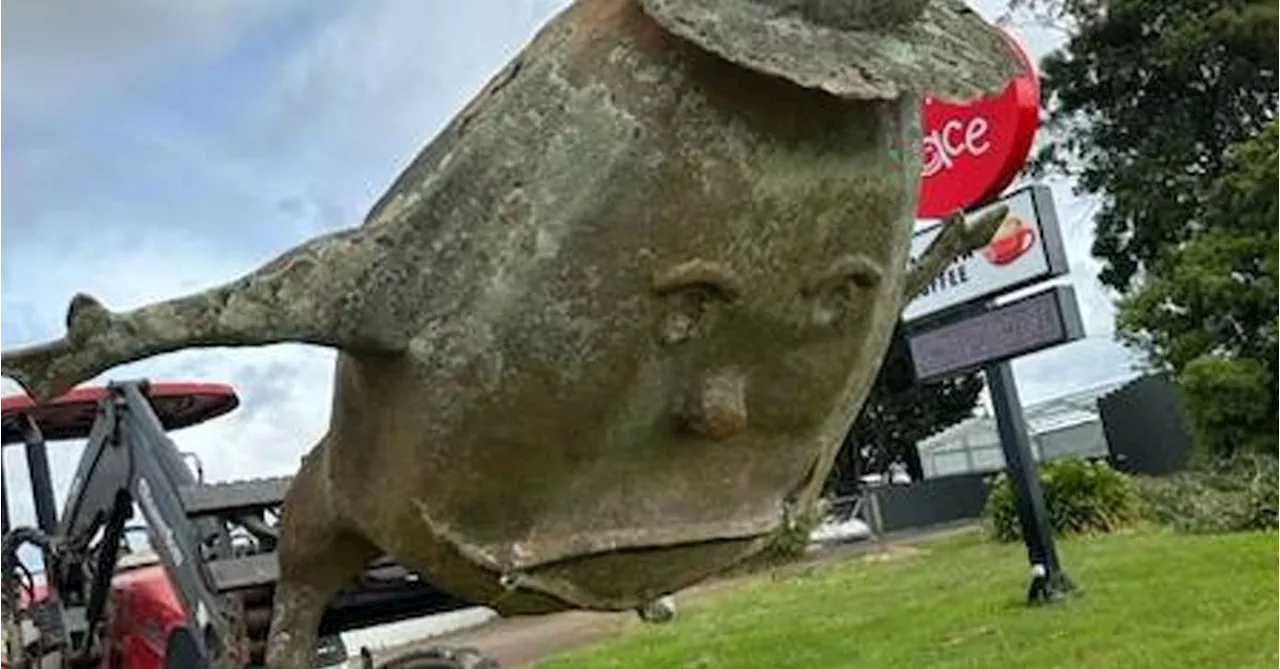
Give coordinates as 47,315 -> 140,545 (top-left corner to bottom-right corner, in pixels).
639,0 -> 1024,101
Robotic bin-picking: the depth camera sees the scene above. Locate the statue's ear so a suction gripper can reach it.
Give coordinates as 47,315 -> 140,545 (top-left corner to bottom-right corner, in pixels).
639,0 -> 1023,101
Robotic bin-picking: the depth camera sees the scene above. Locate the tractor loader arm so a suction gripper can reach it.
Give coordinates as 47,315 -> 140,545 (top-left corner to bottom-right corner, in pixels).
2,381 -> 475,669
5,382 -> 250,667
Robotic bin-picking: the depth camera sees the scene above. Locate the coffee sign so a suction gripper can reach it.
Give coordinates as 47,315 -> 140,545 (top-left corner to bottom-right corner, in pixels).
902,184 -> 1068,323
916,30 -> 1041,219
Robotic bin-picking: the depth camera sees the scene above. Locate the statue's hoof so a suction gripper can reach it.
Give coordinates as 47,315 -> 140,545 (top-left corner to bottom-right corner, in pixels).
66,293 -> 112,345
962,204 -> 1010,245
637,595 -> 677,623
0,337 -> 78,404
0,294 -> 115,403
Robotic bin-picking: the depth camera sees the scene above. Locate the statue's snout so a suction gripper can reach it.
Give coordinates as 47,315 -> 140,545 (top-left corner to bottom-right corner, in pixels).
681,366 -> 748,441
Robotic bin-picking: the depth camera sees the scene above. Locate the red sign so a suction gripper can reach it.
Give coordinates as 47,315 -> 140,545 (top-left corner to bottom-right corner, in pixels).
916,30 -> 1041,219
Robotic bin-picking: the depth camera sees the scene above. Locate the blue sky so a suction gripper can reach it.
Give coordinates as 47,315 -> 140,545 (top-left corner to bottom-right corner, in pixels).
1,0 -> 1141,527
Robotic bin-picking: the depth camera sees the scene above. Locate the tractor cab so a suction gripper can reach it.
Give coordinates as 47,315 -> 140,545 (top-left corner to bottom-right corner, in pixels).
1,381 -> 474,669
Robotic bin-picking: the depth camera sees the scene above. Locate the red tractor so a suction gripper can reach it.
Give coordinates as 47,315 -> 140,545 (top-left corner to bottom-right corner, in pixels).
1,380 -> 489,668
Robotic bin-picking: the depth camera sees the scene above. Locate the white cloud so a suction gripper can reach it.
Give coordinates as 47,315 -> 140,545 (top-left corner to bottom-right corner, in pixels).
246,0 -> 572,187
1,0 -> 305,118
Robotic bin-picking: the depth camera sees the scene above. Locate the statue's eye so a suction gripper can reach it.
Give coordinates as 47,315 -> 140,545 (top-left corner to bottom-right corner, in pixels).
658,284 -> 732,345
652,260 -> 741,346
808,285 -> 857,328
803,255 -> 883,328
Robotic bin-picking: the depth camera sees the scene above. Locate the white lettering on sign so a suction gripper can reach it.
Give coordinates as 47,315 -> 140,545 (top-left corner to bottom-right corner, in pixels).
914,252 -> 973,298
922,116 -> 992,178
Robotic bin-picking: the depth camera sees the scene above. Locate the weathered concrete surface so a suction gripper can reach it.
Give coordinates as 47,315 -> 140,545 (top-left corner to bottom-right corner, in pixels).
642,0 -> 1022,101
0,1 -> 1018,667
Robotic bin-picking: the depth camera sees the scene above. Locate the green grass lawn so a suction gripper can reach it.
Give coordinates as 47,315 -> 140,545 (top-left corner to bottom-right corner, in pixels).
536,529 -> 1278,669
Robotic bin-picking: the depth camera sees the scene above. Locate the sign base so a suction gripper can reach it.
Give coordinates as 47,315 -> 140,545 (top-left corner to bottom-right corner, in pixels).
1028,567 -> 1075,606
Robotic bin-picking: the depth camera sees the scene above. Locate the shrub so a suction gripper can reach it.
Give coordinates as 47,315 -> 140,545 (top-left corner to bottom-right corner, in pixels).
1136,452 -> 1279,534
743,499 -> 826,568
983,458 -> 1145,543
1179,355 -> 1277,458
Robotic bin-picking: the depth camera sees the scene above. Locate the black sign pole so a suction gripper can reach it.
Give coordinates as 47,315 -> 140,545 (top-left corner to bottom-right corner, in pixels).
903,183 -> 1080,604
984,358 -> 1074,604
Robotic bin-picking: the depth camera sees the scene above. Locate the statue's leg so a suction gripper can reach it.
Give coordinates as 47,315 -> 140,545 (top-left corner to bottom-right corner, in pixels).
901,204 -> 1009,306
1,227 -> 408,402
266,442 -> 379,669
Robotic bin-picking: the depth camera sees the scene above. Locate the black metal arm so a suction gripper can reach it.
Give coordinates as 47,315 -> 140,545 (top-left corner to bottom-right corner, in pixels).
3,377 -> 476,668
48,381 -> 238,666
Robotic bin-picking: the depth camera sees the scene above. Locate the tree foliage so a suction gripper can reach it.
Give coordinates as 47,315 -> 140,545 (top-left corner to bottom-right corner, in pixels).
826,327 -> 984,495
1020,0 -> 1277,292
1014,0 -> 1278,457
1178,355 -> 1275,457
1118,122 -> 1278,456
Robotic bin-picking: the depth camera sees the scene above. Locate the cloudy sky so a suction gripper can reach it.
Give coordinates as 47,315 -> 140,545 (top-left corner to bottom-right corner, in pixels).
1,0 -> 1141,527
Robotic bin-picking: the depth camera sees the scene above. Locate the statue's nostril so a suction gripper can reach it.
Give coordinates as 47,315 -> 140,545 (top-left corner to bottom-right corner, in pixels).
684,367 -> 747,441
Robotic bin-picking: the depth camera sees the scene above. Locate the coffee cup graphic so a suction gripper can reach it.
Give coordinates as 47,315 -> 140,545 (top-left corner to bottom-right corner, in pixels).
982,212 -> 1036,266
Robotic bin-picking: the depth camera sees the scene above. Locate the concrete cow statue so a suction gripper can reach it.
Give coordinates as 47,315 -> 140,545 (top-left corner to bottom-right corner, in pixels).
1,0 -> 1020,666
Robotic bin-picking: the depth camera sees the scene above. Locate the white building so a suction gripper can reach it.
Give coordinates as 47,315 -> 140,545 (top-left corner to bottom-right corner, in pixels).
917,376 -> 1138,479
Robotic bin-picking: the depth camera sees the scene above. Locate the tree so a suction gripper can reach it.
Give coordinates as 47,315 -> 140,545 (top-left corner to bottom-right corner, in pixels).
1019,0 -> 1277,292
826,326 -> 984,495
1011,0 -> 1278,456
1115,122 -> 1278,456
